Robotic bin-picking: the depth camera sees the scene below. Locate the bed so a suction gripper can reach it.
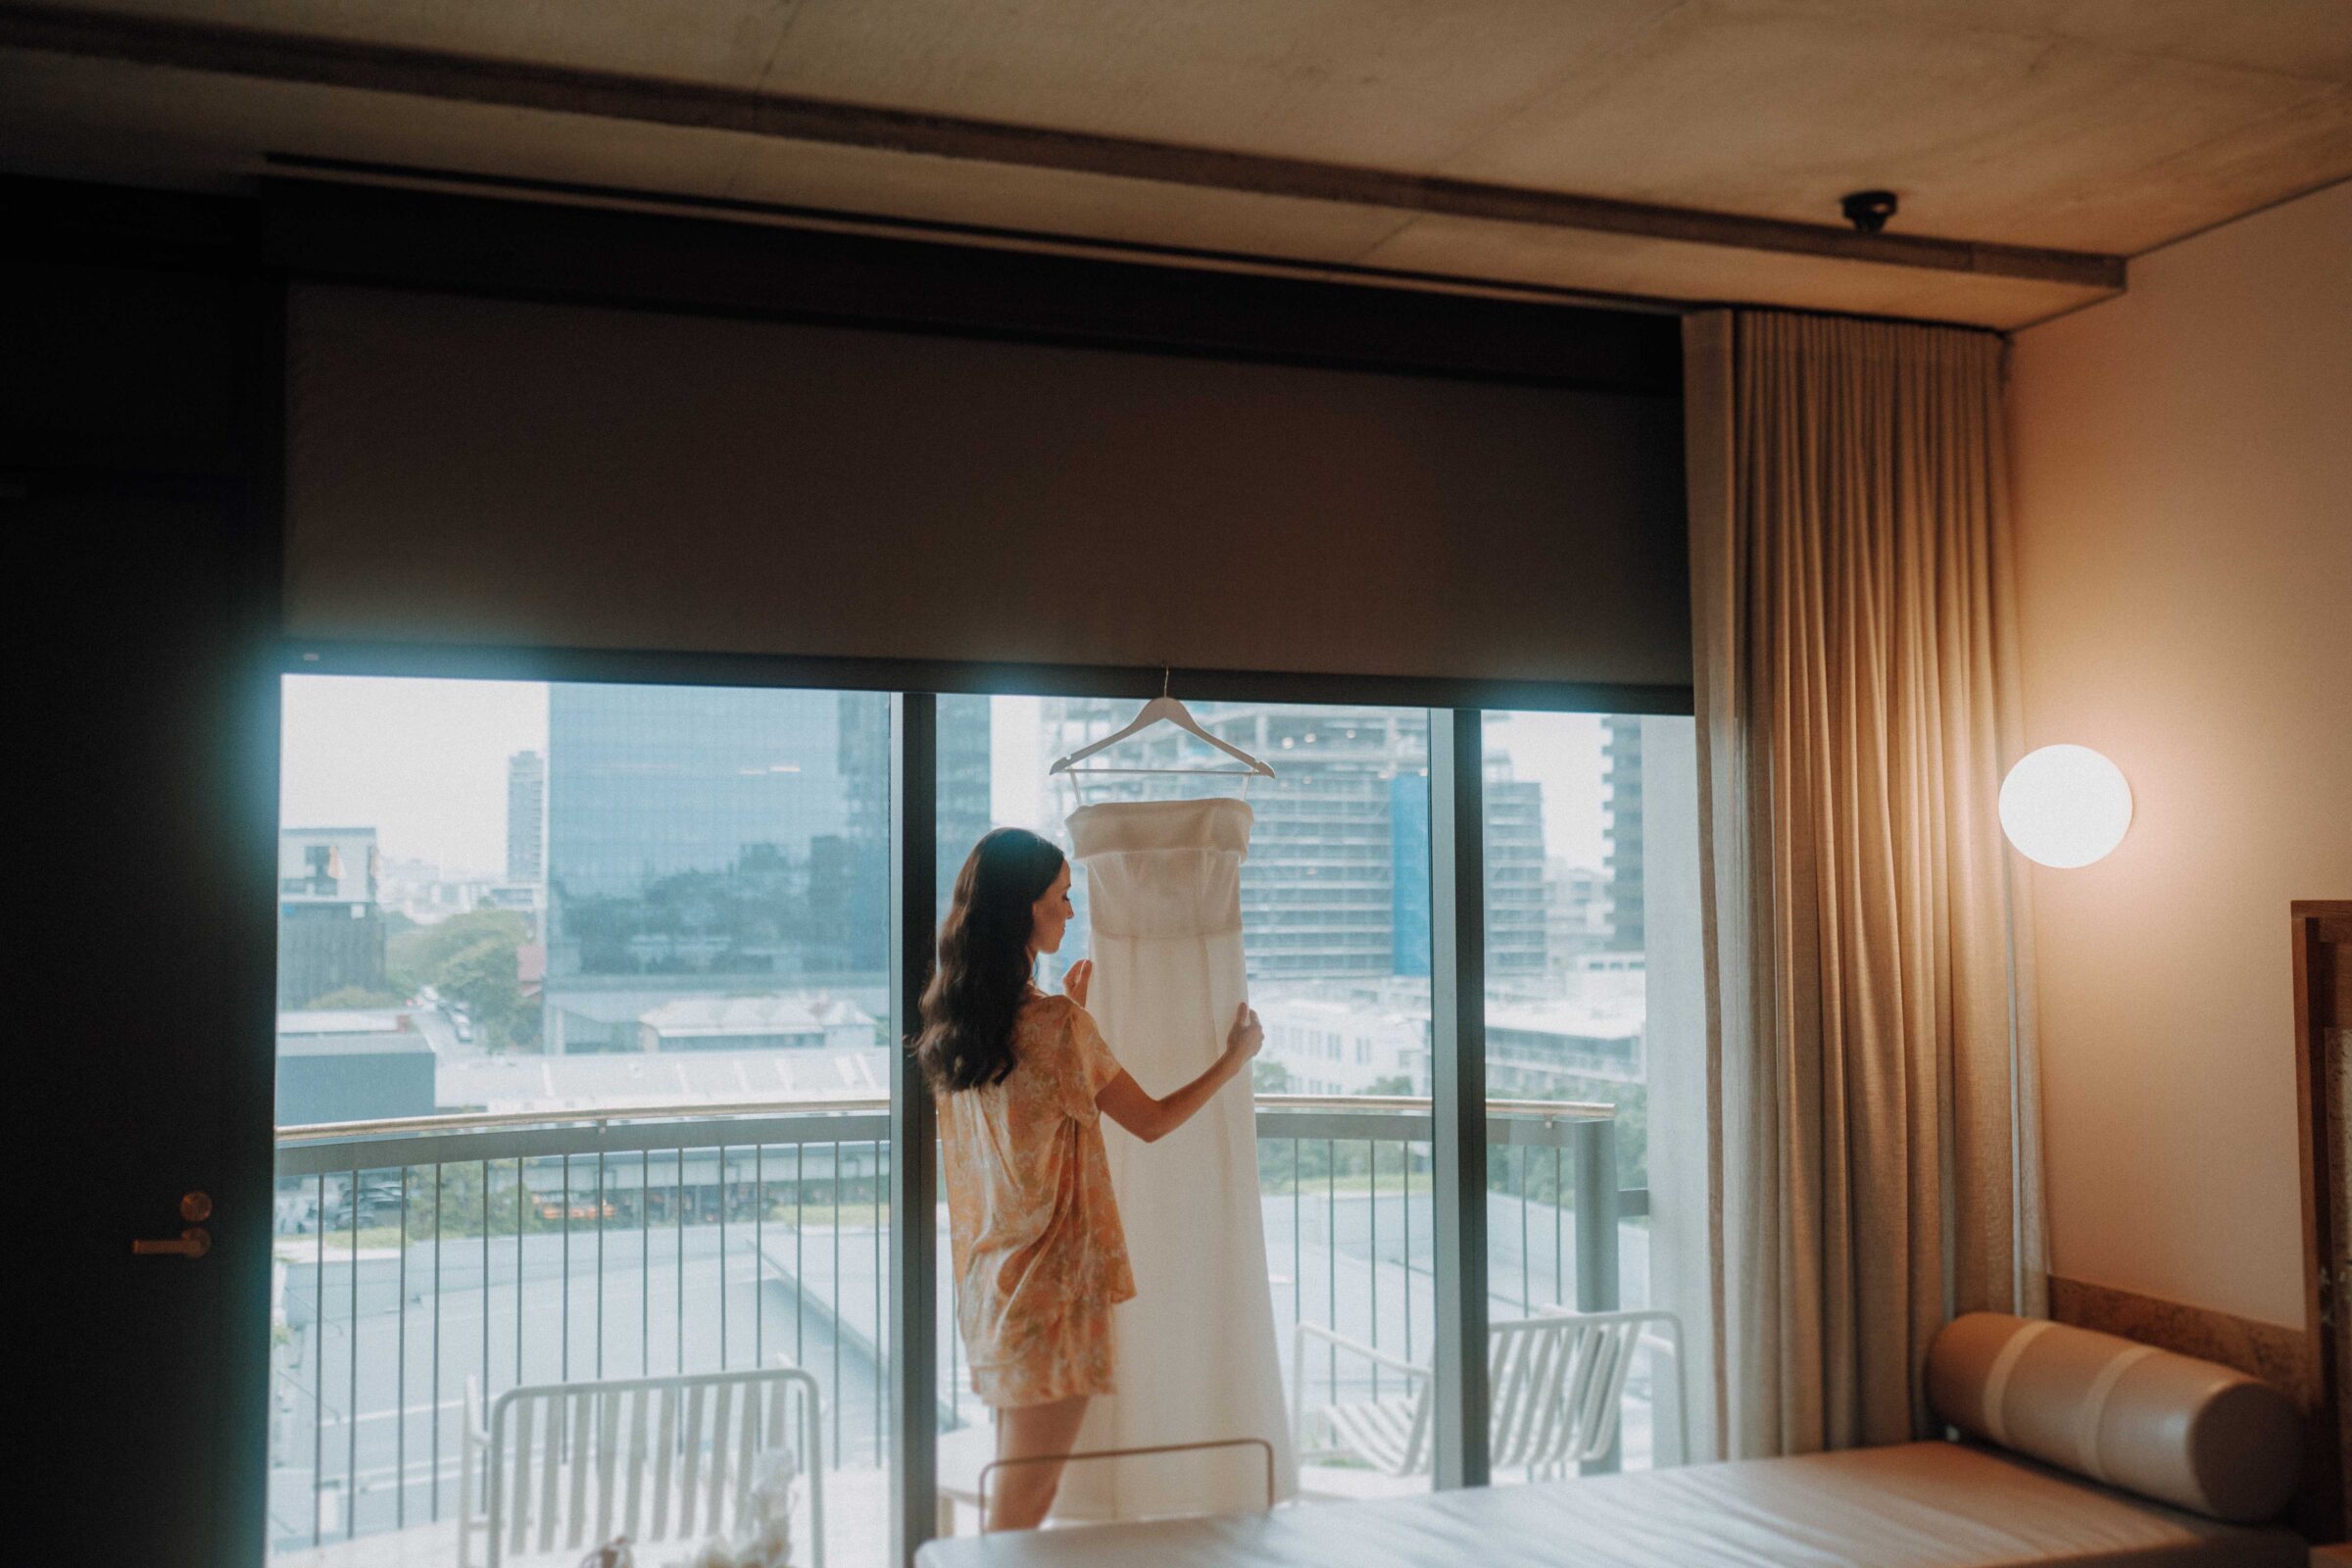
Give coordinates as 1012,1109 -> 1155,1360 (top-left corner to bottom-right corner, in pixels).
915,1313 -> 2306,1568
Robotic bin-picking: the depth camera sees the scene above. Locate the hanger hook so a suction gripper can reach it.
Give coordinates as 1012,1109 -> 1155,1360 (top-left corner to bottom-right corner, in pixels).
1161,666 -> 1171,698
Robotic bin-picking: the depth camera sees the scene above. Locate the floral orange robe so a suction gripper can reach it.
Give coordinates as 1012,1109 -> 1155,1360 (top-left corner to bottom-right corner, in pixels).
937,993 -> 1137,1407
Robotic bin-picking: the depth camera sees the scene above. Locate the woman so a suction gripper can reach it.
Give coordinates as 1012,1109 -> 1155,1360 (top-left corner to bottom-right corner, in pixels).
915,826 -> 1261,1532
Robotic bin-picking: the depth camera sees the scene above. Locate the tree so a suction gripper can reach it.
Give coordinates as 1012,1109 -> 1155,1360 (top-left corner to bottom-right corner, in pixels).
387,907 -> 540,1052
387,907 -> 530,996
441,935 -> 540,1053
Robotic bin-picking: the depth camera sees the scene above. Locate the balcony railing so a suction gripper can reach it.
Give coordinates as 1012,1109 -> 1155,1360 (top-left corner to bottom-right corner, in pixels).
269,1094 -> 1643,1563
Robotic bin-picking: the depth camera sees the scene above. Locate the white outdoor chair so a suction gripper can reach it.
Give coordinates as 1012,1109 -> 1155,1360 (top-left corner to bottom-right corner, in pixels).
459,1363 -> 824,1568
1293,1307 -> 1683,1481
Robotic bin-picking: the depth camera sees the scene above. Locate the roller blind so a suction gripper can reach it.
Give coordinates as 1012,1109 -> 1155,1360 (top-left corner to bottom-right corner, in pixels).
286,284 -> 1689,687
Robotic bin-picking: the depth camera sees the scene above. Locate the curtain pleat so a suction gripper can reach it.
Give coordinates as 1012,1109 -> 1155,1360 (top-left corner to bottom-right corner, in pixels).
1687,309 -> 2045,1460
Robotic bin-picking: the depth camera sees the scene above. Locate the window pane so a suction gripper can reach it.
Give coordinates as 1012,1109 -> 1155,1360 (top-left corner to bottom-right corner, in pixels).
1481,711 -> 1697,1484
271,675 -> 891,1567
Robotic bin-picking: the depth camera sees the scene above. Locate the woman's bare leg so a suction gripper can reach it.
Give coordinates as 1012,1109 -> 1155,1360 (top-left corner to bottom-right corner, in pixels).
988,1394 -> 1091,1533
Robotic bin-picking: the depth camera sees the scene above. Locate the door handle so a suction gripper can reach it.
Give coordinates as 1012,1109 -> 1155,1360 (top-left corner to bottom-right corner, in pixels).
132,1227 -> 212,1258
132,1193 -> 215,1258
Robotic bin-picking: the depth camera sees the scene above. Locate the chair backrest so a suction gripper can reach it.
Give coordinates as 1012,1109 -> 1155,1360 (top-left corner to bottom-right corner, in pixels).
1485,1309 -> 1665,1471
486,1365 -> 817,1567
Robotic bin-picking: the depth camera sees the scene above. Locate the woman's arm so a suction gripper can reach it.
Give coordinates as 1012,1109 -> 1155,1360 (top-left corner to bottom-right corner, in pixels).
1097,1003 -> 1263,1144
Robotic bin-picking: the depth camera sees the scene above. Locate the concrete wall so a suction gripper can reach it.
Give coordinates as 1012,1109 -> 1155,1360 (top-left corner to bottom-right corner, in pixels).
2008,179 -> 2352,1330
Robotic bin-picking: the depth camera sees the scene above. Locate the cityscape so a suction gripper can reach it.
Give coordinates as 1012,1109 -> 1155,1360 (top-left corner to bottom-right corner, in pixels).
277,687 -> 1662,1130
269,678 -> 1688,1563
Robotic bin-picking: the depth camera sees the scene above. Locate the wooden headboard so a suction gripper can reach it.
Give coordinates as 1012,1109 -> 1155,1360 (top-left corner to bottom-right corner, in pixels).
2293,900 -> 2352,1540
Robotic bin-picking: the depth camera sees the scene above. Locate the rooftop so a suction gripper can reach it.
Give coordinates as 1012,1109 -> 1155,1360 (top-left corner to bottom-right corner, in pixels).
276,1034 -> 434,1061
639,994 -> 874,1036
438,1045 -> 890,1112
1487,1000 -> 1643,1042
277,1009 -> 414,1039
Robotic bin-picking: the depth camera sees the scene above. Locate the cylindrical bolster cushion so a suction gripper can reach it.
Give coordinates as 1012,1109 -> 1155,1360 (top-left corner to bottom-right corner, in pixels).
1926,1312 -> 2299,1523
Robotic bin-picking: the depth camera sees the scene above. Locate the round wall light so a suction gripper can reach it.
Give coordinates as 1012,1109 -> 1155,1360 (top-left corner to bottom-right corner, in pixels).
1999,745 -> 2132,868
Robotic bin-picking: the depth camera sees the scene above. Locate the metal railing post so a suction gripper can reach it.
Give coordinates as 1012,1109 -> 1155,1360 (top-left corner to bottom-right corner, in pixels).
1430,709 -> 1489,1490
888,693 -> 939,1568
1574,1116 -> 1622,1475
267,1095 -> 1615,1550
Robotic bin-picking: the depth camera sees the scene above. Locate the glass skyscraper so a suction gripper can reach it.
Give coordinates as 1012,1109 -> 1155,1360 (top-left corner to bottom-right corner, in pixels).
839,691 -> 996,940
545,684 -> 888,984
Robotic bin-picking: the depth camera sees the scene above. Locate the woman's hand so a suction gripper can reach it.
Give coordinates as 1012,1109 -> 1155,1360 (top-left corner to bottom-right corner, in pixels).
1224,1003 -> 1263,1064
1059,958 -> 1093,1009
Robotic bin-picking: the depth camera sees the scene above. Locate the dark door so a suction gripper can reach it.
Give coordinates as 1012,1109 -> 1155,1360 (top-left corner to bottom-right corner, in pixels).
10,202 -> 281,1561
24,467 -> 279,1564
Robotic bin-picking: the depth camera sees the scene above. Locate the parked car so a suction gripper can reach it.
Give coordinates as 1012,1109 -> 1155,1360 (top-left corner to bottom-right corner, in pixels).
319,1180 -> 404,1231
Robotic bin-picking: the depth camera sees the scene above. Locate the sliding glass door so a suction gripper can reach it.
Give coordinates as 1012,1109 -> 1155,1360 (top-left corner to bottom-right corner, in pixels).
923,697 -> 1439,1526
270,675 -> 895,1567
1476,711 -> 1699,1490
263,664 -> 1696,1568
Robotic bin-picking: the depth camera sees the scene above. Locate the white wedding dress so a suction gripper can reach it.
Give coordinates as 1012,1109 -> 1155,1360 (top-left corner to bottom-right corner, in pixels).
1053,797 -> 1298,1521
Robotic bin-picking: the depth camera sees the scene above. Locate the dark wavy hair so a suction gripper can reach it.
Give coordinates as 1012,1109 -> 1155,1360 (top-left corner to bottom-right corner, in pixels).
912,827 -> 1067,1094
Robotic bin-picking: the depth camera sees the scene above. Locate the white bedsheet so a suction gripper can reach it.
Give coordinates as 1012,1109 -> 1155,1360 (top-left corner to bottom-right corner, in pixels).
917,1442 -> 2303,1568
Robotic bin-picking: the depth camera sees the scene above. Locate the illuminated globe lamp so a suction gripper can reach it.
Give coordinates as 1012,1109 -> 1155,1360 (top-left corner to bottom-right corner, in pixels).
1999,745 -> 2132,868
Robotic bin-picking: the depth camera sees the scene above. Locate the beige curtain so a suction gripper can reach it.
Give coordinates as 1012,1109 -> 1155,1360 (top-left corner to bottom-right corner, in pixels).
1684,309 -> 2046,1460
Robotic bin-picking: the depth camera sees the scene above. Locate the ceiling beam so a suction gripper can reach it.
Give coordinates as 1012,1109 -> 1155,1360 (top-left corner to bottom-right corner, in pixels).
0,2 -> 2126,289
263,152 -> 1695,318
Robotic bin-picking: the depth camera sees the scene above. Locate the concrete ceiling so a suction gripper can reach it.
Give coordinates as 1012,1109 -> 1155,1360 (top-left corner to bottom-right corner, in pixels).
4,0 -> 2347,327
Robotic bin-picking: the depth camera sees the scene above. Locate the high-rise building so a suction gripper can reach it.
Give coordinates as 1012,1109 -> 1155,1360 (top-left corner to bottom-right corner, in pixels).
934,695 -> 996,906
541,686 -> 884,982
1046,699 -> 1421,979
837,692 -> 994,937
1543,858 -> 1610,971
276,827 -> 385,1005
838,694 -> 890,957
1039,701 -> 1543,981
1389,772 -> 1431,977
1483,760 -> 1548,979
541,688 -> 890,1052
505,750 -> 545,884
1602,714 -> 1644,951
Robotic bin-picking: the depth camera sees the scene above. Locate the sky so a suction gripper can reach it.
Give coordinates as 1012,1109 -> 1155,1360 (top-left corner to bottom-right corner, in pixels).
280,675 -> 548,878
279,678 -> 1611,879
1488,709 -> 1609,870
